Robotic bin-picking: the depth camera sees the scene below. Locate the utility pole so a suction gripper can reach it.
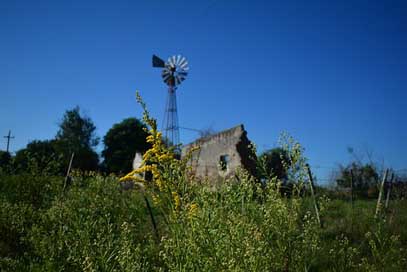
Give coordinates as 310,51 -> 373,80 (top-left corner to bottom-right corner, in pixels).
3,130 -> 14,153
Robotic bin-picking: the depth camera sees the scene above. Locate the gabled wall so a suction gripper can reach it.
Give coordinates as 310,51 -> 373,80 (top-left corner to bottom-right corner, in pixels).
181,124 -> 257,182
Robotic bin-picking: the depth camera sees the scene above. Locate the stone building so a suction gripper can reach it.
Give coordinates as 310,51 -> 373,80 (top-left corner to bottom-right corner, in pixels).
181,124 -> 257,182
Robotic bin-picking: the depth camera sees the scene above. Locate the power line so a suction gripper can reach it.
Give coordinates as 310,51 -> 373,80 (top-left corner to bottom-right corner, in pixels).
179,126 -> 203,133
312,165 -> 337,169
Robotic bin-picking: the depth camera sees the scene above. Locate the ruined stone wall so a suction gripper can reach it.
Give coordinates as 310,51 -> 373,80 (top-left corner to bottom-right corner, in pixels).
181,124 -> 256,182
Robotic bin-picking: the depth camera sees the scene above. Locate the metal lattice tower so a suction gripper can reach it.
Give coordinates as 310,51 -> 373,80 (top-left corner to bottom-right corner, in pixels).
152,54 -> 189,147
163,85 -> 180,146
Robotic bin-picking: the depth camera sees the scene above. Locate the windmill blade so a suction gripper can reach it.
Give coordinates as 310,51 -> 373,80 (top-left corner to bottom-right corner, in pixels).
180,61 -> 189,69
166,61 -> 174,69
174,76 -> 180,86
162,72 -> 171,82
162,73 -> 170,81
152,55 -> 165,68
179,57 -> 186,66
178,72 -> 188,78
162,68 -> 171,75
177,76 -> 183,85
176,55 -> 181,65
162,74 -> 171,81
176,74 -> 186,84
164,76 -> 172,85
171,55 -> 177,66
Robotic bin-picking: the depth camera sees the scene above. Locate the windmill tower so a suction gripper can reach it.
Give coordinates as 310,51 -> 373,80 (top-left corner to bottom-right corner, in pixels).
152,54 -> 189,147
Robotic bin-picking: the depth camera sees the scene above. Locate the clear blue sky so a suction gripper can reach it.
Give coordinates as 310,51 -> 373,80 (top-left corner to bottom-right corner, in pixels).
1,0 -> 406,183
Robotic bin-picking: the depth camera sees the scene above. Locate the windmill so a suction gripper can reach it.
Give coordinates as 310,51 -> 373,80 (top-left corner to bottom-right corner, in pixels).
152,54 -> 189,148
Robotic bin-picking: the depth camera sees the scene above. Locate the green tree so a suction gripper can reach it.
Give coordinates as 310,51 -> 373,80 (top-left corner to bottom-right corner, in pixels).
336,162 -> 379,197
54,106 -> 99,172
56,106 -> 99,148
13,140 -> 63,175
0,150 -> 11,172
102,118 -> 150,174
257,147 -> 290,182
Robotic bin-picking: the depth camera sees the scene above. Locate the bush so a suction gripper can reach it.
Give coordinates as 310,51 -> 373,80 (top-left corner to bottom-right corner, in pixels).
27,175 -> 159,271
0,174 -> 62,209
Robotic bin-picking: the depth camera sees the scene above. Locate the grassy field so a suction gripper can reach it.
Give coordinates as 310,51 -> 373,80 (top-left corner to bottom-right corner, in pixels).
0,171 -> 406,271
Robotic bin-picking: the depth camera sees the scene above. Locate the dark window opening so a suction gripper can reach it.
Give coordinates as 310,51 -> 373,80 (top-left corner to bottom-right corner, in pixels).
219,155 -> 230,171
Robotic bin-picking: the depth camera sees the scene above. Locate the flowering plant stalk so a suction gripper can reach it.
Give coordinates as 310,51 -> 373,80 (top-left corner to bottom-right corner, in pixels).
120,91 -> 198,214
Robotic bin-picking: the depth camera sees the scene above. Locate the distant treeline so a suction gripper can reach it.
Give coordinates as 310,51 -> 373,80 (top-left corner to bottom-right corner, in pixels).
1,106 -> 406,202
0,106 -> 150,175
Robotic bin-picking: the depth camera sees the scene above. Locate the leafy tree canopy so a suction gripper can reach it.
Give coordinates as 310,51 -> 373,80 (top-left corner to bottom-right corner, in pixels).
102,118 -> 150,174
13,140 -> 63,175
257,147 -> 290,181
0,150 -> 11,170
54,106 -> 99,171
336,162 -> 379,194
56,106 -> 99,148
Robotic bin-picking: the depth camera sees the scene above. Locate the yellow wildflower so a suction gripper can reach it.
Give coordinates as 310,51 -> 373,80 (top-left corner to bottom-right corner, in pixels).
159,154 -> 173,161
156,178 -> 164,191
172,191 -> 181,211
188,203 -> 198,218
152,194 -> 161,205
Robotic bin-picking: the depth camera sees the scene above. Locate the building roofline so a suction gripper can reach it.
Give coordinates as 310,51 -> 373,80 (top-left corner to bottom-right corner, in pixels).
183,124 -> 245,148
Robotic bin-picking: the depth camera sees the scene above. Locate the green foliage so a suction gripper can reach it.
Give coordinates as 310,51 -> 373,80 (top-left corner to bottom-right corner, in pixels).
102,118 -> 150,174
56,106 -> 99,149
257,147 -> 290,182
0,174 -> 161,271
360,223 -> 406,272
160,174 -> 322,271
54,106 -> 99,172
0,173 -> 62,209
278,132 -> 309,185
254,132 -> 308,188
0,169 -> 406,271
12,140 -> 63,175
10,107 -> 100,175
0,151 -> 11,166
0,199 -> 37,271
0,151 -> 12,173
0,173 -> 63,271
336,163 -> 379,198
28,175 -> 158,271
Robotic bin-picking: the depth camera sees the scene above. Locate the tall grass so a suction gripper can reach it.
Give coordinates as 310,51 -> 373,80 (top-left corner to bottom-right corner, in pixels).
1,171 -> 406,271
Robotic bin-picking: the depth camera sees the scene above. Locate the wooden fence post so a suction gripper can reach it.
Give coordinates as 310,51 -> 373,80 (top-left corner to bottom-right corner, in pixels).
306,164 -> 321,227
350,169 -> 354,209
63,152 -> 75,191
350,169 -> 354,232
375,168 -> 389,218
385,173 -> 394,209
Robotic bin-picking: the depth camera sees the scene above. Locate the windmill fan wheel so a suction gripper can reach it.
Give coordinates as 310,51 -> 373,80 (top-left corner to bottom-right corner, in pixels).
161,55 -> 189,87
